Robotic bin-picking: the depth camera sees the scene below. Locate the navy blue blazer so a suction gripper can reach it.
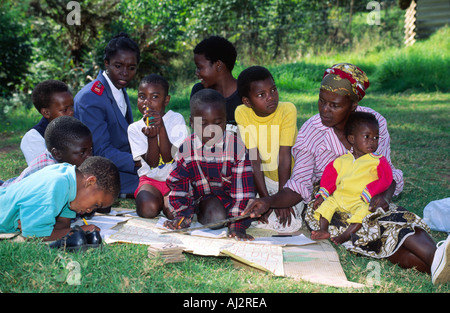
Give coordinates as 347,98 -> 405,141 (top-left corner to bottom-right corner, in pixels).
74,71 -> 138,194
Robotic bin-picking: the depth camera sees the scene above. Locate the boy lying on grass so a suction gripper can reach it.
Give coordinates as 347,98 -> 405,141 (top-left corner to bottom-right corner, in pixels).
0,156 -> 120,241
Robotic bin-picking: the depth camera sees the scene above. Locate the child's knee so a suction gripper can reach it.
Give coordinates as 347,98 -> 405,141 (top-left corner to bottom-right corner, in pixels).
135,189 -> 163,218
136,201 -> 161,218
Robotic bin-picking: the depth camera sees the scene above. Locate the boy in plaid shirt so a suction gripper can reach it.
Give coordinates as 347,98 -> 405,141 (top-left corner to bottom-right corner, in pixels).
164,89 -> 255,240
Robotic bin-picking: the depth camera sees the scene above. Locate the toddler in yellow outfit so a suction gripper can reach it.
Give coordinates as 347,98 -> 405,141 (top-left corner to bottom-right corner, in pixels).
311,111 -> 393,244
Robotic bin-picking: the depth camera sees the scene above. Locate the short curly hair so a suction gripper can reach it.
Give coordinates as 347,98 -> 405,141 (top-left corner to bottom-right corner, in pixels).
31,80 -> 70,113
345,111 -> 379,138
237,66 -> 274,99
194,36 -> 237,71
44,116 -> 92,152
140,73 -> 169,96
104,32 -> 140,64
78,156 -> 120,198
190,88 -> 226,117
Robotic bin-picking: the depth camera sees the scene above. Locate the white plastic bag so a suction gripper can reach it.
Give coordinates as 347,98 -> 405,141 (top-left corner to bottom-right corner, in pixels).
423,198 -> 450,233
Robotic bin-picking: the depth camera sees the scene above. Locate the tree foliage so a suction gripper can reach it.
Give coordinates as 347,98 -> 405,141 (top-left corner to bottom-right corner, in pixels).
29,0 -> 120,66
0,3 -> 33,97
1,0 -> 404,96
113,0 -> 192,82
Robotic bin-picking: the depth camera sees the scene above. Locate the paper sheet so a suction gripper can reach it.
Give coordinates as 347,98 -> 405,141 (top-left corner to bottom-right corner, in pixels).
282,241 -> 365,288
221,243 -> 285,276
106,217 -> 284,274
156,217 -> 229,238
98,215 -> 364,288
72,214 -> 133,239
252,234 -> 315,246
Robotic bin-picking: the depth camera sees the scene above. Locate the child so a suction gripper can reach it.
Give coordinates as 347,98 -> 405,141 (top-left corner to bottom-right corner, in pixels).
191,36 -> 241,130
235,66 -> 301,232
127,74 -> 188,218
163,89 -> 255,240
1,116 -> 92,187
21,80 -> 74,165
311,112 -> 393,244
0,156 -> 120,241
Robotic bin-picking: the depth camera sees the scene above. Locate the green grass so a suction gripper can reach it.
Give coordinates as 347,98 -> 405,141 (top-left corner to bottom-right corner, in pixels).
374,27 -> 449,93
1,30 -> 450,293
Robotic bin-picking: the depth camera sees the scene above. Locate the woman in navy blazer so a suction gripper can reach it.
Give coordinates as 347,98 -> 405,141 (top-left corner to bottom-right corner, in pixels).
74,33 -> 140,196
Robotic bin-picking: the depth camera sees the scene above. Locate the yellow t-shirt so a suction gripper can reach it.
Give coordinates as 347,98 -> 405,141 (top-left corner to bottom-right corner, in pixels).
235,102 -> 298,181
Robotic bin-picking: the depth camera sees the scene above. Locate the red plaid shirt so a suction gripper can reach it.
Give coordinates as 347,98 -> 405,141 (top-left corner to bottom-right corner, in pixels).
167,132 -> 255,231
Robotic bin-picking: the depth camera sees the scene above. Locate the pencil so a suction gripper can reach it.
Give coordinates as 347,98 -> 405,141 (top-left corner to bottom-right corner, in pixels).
82,217 -> 89,226
177,217 -> 185,228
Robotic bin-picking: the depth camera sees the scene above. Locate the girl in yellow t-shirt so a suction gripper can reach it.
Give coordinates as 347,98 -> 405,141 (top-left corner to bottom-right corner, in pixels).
236,66 -> 301,232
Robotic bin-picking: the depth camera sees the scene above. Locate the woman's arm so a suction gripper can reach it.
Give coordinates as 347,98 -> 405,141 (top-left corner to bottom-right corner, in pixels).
76,94 -> 135,174
331,223 -> 362,245
369,180 -> 396,212
242,187 -> 303,219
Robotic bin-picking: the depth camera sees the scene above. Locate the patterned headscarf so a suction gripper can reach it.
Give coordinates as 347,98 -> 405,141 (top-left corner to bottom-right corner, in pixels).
320,63 -> 370,102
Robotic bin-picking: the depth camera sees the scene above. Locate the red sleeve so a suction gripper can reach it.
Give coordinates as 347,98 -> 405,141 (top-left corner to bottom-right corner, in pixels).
316,160 -> 338,199
361,156 -> 393,203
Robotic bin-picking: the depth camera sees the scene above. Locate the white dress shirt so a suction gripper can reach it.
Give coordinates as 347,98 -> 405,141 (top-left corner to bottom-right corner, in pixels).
103,71 -> 127,117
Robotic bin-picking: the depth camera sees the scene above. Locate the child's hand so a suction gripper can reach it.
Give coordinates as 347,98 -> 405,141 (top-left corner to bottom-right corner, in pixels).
80,224 -> 100,232
228,224 -> 254,241
142,109 -> 162,137
163,217 -> 191,230
313,195 -> 324,210
142,124 -> 159,138
144,109 -> 162,126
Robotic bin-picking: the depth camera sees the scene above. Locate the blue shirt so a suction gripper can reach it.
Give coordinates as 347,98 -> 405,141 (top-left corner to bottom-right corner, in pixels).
0,163 -> 77,237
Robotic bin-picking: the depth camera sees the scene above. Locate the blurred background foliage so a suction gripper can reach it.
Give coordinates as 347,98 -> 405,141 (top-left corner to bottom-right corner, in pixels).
1,0 -> 447,118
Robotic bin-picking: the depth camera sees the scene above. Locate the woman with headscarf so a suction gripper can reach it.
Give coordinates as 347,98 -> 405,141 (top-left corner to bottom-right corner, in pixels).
243,63 -> 450,284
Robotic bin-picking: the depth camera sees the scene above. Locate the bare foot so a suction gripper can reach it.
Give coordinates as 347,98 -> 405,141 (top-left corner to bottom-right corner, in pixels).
331,233 -> 349,245
311,230 -> 330,240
